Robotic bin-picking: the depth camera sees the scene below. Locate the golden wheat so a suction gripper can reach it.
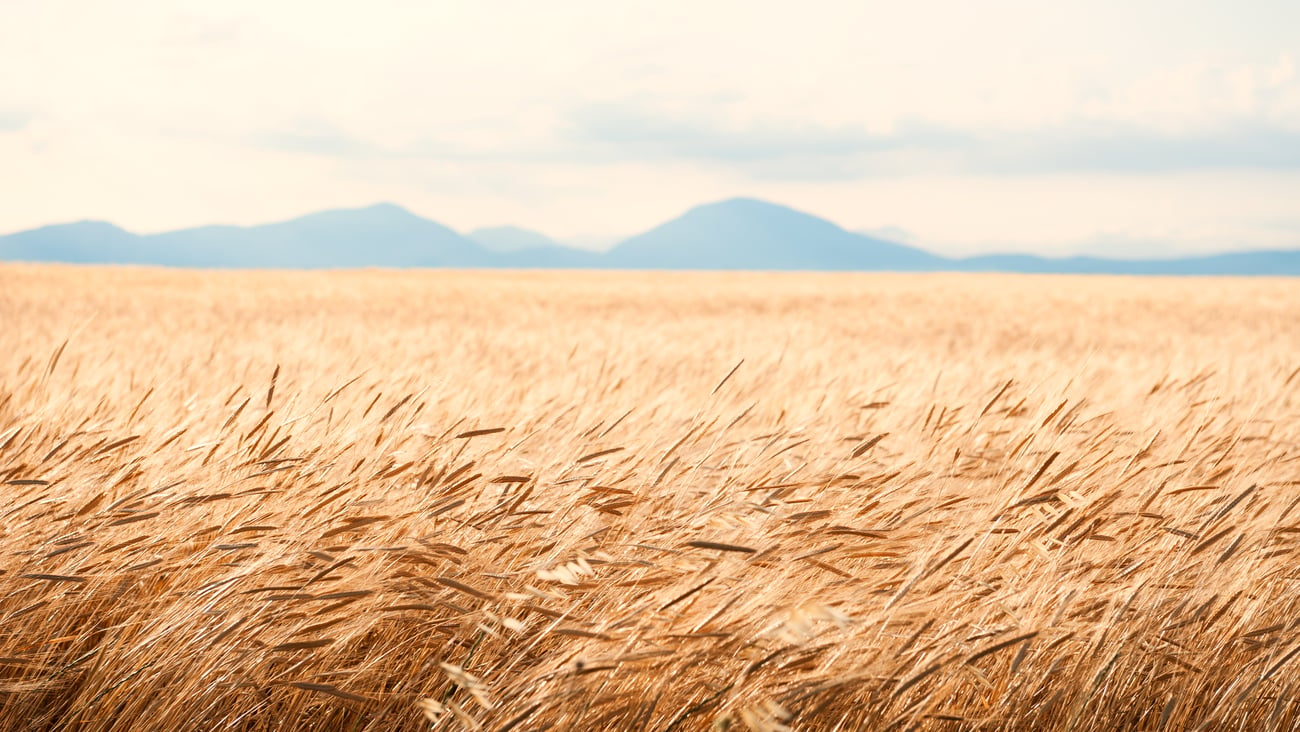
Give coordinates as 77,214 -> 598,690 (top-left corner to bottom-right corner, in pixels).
1,264 -> 1298,730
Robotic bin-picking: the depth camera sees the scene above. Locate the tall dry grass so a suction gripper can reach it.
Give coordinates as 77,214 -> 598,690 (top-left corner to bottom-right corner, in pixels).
0,264 -> 1298,731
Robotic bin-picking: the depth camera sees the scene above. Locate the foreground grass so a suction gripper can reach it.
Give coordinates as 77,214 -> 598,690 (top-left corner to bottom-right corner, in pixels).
1,265 -> 1298,730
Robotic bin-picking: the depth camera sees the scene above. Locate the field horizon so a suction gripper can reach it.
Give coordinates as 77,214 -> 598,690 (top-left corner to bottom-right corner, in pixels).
2,264 -> 1298,730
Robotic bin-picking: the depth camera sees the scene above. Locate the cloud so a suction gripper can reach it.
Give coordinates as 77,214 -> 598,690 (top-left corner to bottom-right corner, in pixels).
241,99 -> 1300,184
562,103 -> 965,179
246,121 -> 550,164
560,103 -> 1300,179
252,127 -> 375,158
0,108 -> 32,132
173,16 -> 246,48
969,123 -> 1300,174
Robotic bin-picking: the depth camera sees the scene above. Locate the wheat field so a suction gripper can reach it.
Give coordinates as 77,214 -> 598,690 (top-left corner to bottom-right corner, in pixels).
1,264 -> 1298,731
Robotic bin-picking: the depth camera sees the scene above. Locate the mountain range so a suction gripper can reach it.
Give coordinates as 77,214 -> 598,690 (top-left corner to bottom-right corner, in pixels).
2,199 -> 1298,275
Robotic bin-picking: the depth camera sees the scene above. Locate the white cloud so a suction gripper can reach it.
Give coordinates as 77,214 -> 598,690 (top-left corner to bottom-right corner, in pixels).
0,108 -> 31,132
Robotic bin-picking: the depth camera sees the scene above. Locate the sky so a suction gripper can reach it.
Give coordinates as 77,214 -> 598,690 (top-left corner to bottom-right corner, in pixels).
2,0 -> 1299,257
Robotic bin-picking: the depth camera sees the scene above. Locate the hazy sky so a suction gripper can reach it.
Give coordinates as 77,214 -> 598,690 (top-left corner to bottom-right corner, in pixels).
3,0 -> 1299,256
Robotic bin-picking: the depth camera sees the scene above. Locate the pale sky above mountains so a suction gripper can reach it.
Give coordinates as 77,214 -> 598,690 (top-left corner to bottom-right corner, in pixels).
2,0 -> 1299,256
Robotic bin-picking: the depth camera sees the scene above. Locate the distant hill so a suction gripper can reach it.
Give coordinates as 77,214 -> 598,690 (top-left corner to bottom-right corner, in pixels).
468,225 -> 605,268
145,203 -> 493,268
0,204 -> 495,269
606,198 -> 945,271
468,226 -> 563,253
2,199 -> 1297,274
0,221 -> 143,264
961,250 -> 1300,276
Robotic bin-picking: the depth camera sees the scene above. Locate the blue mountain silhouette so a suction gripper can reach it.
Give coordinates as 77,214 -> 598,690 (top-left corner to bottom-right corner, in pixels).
606,198 -> 943,271
3,198 -> 1297,275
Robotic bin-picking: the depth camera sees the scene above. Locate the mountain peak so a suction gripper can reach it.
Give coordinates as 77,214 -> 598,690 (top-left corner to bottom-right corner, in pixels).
323,202 -> 420,221
687,197 -> 799,215
677,198 -> 846,233
357,202 -> 413,216
608,199 -> 940,271
33,219 -> 129,235
280,202 -> 431,231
